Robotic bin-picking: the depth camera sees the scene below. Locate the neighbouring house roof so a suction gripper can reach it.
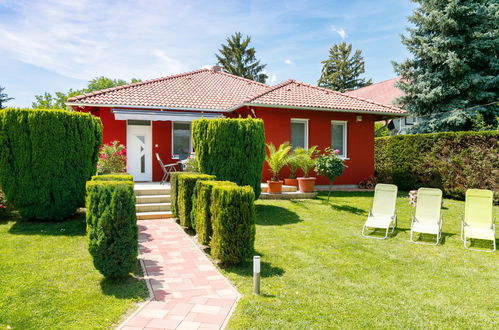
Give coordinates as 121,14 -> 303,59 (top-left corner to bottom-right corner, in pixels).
67,68 -> 406,115
344,77 -> 404,107
244,79 -> 405,114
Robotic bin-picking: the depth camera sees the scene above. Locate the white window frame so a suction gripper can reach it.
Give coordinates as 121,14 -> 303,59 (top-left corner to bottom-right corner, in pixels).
171,121 -> 193,159
290,118 -> 309,150
331,120 -> 348,159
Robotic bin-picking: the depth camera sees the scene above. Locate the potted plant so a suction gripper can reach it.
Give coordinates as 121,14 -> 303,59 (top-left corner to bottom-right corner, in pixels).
315,148 -> 347,201
265,142 -> 291,194
284,150 -> 301,187
295,146 -> 318,193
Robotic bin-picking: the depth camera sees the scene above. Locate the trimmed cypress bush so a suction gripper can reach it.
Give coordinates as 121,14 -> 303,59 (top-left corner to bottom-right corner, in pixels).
192,117 -> 265,198
91,174 -> 133,181
375,131 -> 499,202
86,180 -> 137,279
177,173 -> 216,228
210,185 -> 255,264
0,108 -> 102,220
191,180 -> 237,245
170,172 -> 182,218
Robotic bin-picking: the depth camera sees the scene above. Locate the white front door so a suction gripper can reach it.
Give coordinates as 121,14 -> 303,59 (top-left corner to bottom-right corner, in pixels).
127,123 -> 152,181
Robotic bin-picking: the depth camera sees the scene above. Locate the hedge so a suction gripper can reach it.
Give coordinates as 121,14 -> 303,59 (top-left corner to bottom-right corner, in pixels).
192,117 -> 266,198
191,180 -> 237,245
177,173 -> 216,228
91,174 -> 133,181
375,131 -> 499,201
210,185 -> 255,264
170,172 -> 181,218
85,180 -> 137,279
0,108 -> 102,220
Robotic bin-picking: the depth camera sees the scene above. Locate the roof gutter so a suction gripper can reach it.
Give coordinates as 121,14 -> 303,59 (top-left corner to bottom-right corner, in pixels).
229,102 -> 408,117
65,102 -> 228,113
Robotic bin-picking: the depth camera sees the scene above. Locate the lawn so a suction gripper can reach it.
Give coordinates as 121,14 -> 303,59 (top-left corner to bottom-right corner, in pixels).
0,211 -> 148,329
223,192 -> 499,329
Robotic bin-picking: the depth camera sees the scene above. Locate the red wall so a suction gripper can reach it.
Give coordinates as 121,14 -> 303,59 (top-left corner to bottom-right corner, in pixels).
235,106 -> 377,185
81,106 -> 377,185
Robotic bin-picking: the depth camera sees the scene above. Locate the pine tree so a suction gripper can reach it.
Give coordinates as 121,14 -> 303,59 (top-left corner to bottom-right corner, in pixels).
216,32 -> 268,83
0,86 -> 14,109
318,42 -> 372,92
393,0 -> 499,132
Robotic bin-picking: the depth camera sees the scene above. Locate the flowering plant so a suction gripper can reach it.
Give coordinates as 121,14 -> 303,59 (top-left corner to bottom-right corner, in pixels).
315,148 -> 347,200
0,189 -> 8,217
96,141 -> 127,174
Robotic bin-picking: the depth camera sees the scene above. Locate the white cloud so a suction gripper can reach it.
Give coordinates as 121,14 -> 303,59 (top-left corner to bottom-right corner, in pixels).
330,26 -> 346,39
284,59 -> 293,65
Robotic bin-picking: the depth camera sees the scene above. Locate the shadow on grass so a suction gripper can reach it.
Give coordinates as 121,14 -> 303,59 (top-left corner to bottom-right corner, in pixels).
100,261 -> 149,300
329,203 -> 367,215
9,211 -> 86,236
256,204 -> 301,226
222,257 -> 285,279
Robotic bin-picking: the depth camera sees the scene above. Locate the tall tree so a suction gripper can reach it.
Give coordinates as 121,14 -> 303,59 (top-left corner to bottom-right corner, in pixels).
216,32 -> 268,83
0,86 -> 14,109
393,0 -> 499,133
318,42 -> 372,92
32,76 -> 141,109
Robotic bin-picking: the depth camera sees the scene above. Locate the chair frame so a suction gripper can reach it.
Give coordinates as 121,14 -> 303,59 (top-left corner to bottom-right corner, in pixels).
410,208 -> 443,245
155,153 -> 177,184
461,216 -> 496,252
362,209 -> 398,240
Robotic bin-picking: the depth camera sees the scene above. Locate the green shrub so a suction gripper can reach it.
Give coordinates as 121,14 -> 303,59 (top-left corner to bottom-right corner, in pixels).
177,173 -> 216,228
375,131 -> 499,201
191,180 -> 237,245
192,117 -> 265,198
85,180 -> 137,279
210,185 -> 255,264
91,174 -> 133,181
170,172 -> 181,218
0,108 -> 102,220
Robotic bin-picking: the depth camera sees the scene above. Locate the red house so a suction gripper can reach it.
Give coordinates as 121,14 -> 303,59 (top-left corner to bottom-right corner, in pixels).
67,67 -> 406,185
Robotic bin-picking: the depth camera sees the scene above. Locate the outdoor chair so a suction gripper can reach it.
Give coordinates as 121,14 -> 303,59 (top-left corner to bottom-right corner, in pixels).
155,153 -> 177,184
362,183 -> 398,239
410,188 -> 443,245
461,189 -> 496,252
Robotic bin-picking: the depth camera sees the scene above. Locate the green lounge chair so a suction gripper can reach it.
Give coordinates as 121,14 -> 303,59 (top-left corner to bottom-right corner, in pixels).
362,184 -> 398,239
461,189 -> 496,252
410,188 -> 443,245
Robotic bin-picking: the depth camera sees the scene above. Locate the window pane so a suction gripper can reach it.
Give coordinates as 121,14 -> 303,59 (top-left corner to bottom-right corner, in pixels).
128,120 -> 151,126
331,123 -> 345,155
291,122 -> 305,149
173,123 -> 190,156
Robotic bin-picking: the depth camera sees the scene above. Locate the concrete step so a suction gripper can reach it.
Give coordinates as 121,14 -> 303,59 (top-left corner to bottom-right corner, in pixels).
137,211 -> 172,220
134,187 -> 170,196
136,194 -> 171,204
259,191 -> 317,200
136,202 -> 171,212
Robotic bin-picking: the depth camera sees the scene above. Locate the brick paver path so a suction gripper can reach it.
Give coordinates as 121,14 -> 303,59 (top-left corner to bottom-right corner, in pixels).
118,220 -> 240,330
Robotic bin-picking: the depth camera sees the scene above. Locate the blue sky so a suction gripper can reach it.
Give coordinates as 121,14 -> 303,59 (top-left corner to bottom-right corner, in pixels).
0,0 -> 416,108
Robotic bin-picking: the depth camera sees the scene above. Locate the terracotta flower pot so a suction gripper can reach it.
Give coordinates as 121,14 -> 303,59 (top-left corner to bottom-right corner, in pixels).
267,180 -> 283,194
297,177 -> 316,192
284,178 -> 298,187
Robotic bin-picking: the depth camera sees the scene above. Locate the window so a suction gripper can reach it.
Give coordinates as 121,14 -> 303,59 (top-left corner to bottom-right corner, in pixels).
127,120 -> 151,126
404,117 -> 415,125
331,121 -> 347,158
172,122 -> 191,158
290,119 -> 308,149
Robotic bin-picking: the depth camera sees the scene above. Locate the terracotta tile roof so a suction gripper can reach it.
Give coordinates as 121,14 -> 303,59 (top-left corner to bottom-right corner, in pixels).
67,68 -> 405,115
246,79 -> 406,114
344,77 -> 404,107
67,68 -> 270,110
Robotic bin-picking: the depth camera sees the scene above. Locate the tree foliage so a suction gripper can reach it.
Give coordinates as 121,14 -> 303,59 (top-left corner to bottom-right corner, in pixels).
32,76 -> 141,110
318,42 -> 372,92
0,86 -> 14,109
216,32 -> 268,83
393,0 -> 499,132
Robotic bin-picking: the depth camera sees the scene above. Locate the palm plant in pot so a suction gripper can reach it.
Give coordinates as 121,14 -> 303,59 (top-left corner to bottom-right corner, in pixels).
295,146 -> 318,193
284,150 -> 302,187
265,142 -> 291,194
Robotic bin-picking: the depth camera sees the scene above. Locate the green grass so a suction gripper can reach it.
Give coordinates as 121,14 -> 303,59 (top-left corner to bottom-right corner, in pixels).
0,211 -> 148,329
223,192 -> 499,329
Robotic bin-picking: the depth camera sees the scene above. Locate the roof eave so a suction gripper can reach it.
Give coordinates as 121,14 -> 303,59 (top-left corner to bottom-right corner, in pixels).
65,102 -> 228,113
237,102 -> 408,117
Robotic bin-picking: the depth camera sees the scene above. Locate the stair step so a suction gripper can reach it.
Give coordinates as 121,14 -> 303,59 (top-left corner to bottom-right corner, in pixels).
136,202 -> 171,212
134,187 -> 170,196
136,194 -> 171,203
136,211 -> 172,220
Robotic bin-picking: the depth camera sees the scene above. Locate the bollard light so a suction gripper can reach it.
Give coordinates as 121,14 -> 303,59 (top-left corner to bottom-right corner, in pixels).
253,256 -> 260,295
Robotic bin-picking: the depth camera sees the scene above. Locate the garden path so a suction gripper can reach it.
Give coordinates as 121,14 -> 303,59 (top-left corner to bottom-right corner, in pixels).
118,219 -> 240,330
